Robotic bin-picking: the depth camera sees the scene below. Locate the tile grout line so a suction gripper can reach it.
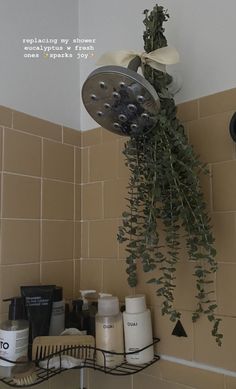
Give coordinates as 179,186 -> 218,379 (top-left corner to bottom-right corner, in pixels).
1,170 -> 75,184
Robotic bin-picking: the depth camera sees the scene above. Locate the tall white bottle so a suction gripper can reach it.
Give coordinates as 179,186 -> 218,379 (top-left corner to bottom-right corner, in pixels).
95,296 -> 124,368
123,294 -> 154,365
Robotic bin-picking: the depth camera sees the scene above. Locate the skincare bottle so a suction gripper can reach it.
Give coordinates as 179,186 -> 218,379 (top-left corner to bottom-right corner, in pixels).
95,296 -> 124,368
123,294 -> 154,365
0,297 -> 29,367
49,286 -> 65,336
70,299 -> 86,333
80,290 -> 96,335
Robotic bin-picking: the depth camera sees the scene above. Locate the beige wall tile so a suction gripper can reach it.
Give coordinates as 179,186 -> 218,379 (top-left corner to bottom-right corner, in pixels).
177,99 -> 198,122
212,213 -> 236,261
81,221 -> 89,258
212,161 -> 236,211
217,264 -> 236,316
89,219 -> 118,258
1,220 -> 40,264
82,127 -> 102,147
41,260 -> 74,299
43,140 -> 74,182
75,184 -> 81,221
0,106 -> 12,127
104,179 -> 128,218
101,127 -> 121,143
188,112 -> 234,163
63,126 -> 81,146
174,262 -> 196,312
89,141 -> 118,182
13,111 -> 61,141
76,259 -> 103,292
140,362 -> 162,378
0,127 -> 3,171
89,369 -> 132,389
118,138 -> 130,179
42,221 -> 74,261
102,259 -> 133,301
81,148 -> 89,184
0,264 -> 40,314
133,373 -> 190,389
3,174 -> 41,218
42,179 -> 74,220
194,315 -> 236,371
4,128 -> 41,176
74,260 -> 80,295
75,148 -> 81,184
199,88 -> 236,117
153,308 -> 194,360
75,222 -> 81,259
82,182 -> 103,220
50,369 -> 81,389
226,376 -> 236,389
160,360 -> 224,389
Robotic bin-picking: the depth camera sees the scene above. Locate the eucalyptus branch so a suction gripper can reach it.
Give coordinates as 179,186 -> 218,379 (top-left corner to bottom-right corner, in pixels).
118,4 -> 223,345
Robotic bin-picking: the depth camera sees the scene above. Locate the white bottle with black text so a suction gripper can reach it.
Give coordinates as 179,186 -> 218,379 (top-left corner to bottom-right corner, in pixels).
123,294 -> 154,365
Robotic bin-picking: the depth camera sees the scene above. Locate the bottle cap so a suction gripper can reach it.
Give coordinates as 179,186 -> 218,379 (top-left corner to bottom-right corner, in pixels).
125,294 -> 146,314
98,296 -> 119,316
53,286 -> 63,302
3,297 -> 27,321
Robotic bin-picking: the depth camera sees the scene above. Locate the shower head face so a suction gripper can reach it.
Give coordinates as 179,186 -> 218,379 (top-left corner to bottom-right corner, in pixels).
82,65 -> 160,136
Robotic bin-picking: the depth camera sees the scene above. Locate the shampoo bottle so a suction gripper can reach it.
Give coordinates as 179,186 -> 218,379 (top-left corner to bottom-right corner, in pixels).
96,296 -> 124,368
0,297 -> 29,367
123,294 -> 154,364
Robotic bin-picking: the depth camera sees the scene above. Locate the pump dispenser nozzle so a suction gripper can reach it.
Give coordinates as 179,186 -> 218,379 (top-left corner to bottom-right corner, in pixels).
80,290 -> 96,310
3,297 -> 26,321
98,293 -> 112,298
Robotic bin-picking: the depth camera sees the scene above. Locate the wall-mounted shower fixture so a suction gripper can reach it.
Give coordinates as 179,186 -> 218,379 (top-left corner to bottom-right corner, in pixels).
230,112 -> 236,142
82,58 -> 161,136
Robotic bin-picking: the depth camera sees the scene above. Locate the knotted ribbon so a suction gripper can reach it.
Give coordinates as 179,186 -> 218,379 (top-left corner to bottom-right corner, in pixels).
96,46 -> 180,73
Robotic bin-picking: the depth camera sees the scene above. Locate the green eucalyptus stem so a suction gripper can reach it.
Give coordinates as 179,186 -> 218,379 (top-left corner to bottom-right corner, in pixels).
118,4 -> 223,345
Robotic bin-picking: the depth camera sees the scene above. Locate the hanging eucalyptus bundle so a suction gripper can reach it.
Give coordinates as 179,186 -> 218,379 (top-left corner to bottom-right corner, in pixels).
118,4 -> 223,345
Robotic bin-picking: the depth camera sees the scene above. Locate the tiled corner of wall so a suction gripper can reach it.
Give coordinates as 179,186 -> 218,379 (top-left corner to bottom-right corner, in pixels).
0,107 -> 81,318
1,86 -> 236,389
81,87 -> 236,388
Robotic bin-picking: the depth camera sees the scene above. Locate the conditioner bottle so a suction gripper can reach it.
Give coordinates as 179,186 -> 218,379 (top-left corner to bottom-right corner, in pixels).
123,294 -> 154,364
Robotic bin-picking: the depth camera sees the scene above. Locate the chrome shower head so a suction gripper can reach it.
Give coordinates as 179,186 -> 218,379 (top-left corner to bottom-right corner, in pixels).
82,63 -> 160,136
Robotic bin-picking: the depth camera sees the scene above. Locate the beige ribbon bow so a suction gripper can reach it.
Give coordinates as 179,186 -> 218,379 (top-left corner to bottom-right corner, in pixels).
96,46 -> 179,73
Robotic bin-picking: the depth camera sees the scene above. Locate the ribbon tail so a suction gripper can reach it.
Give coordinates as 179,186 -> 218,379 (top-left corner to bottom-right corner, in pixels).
146,46 -> 180,65
96,50 -> 139,67
144,60 -> 167,73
